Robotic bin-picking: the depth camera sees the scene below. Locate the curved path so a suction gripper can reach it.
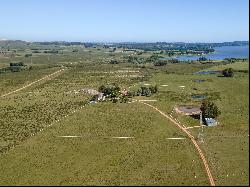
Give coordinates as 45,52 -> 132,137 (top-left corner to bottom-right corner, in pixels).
139,101 -> 215,186
1,68 -> 65,98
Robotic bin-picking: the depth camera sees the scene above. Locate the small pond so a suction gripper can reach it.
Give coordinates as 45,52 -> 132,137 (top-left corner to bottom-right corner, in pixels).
192,79 -> 206,83
176,105 -> 201,115
195,70 -> 222,75
191,95 -> 206,100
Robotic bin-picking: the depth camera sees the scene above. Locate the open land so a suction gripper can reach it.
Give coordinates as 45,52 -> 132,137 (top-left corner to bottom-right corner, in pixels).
0,43 -> 248,185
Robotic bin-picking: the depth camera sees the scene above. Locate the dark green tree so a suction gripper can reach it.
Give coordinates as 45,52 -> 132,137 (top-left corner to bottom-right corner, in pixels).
222,68 -> 234,77
200,100 -> 221,118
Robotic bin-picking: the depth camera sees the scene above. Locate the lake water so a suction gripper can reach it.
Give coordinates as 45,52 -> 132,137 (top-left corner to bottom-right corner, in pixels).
161,45 -> 249,61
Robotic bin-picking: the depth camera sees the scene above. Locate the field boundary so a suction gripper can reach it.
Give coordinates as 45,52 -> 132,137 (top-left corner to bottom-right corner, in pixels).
1,68 -> 65,98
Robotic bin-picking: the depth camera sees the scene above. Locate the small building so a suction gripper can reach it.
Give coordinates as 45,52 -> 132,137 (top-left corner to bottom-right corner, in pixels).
97,93 -> 105,101
204,118 -> 218,126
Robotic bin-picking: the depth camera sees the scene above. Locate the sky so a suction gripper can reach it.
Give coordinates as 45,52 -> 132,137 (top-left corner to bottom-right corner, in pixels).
0,0 -> 249,42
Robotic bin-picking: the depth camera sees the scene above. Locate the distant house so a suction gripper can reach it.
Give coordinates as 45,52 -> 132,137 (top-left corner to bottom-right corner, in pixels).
204,118 -> 218,126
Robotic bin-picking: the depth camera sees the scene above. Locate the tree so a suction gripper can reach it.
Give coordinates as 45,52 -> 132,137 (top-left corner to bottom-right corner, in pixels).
153,60 -> 167,66
149,85 -> 158,93
141,87 -> 152,97
222,68 -> 234,77
110,59 -> 118,64
198,57 -> 207,61
98,84 -> 120,97
25,54 -> 32,57
200,100 -> 221,119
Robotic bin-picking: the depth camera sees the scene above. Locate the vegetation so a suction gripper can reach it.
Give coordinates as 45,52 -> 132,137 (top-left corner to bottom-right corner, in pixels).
0,43 -> 248,186
9,61 -> 25,72
153,60 -> 167,66
198,57 -> 208,61
200,100 -> 221,119
222,68 -> 234,77
134,85 -> 158,97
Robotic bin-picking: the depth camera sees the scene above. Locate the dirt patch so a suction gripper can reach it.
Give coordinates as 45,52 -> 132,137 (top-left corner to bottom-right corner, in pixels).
175,105 -> 201,115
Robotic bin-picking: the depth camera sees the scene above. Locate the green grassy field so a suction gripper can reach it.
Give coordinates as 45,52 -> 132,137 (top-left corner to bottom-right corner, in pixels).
0,47 -> 248,186
0,102 -> 209,185
137,61 -> 249,185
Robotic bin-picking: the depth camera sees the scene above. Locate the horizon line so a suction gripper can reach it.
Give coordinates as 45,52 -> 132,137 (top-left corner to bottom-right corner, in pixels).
0,38 -> 249,44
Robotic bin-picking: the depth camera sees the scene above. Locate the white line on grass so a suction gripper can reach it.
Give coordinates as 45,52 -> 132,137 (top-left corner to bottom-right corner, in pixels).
111,137 -> 134,139
58,136 -> 83,138
138,100 -> 157,102
166,137 -> 186,140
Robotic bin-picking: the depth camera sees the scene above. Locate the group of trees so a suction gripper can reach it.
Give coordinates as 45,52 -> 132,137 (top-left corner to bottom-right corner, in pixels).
9,62 -> 25,72
44,50 -> 58,54
98,84 -> 121,103
95,84 -> 159,103
126,56 -> 145,64
224,58 -> 247,62
24,54 -> 32,57
198,57 -> 208,61
146,54 -> 164,63
98,84 -> 120,96
153,60 -> 167,66
10,62 -> 24,66
133,85 -> 158,97
109,59 -> 119,64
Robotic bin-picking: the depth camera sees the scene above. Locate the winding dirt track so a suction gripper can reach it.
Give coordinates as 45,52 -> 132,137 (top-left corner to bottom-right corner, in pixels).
1,69 -> 65,98
139,101 -> 215,186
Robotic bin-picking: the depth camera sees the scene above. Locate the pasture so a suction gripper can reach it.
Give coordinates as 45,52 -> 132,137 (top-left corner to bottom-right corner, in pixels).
0,46 -> 248,185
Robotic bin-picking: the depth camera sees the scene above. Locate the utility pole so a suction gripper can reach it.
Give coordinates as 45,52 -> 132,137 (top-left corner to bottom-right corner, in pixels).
198,111 -> 204,143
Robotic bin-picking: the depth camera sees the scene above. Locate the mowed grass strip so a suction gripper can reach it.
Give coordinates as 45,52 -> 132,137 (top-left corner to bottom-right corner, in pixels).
0,102 -> 208,186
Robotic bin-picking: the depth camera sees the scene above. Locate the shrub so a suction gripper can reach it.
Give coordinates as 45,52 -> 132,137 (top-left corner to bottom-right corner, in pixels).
222,68 -> 234,77
153,61 -> 167,66
198,57 -> 207,61
200,100 -> 221,118
25,54 -> 32,57
110,60 -> 118,64
98,84 -> 120,97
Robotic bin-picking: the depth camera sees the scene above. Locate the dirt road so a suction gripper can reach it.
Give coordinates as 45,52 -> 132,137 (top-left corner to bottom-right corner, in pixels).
139,101 -> 216,186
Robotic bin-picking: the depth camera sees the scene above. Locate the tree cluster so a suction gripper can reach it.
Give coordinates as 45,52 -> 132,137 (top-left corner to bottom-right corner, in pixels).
135,85 -> 158,97
153,60 -> 167,66
198,57 -> 208,61
200,100 -> 221,119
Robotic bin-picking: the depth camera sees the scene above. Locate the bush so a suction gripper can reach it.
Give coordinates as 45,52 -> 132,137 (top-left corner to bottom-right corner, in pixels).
110,60 -> 118,64
222,68 -> 234,77
200,100 -> 221,118
149,85 -> 158,93
98,84 -> 120,97
153,61 -> 167,66
198,57 -> 207,61
136,85 -> 158,97
25,54 -> 32,57
10,62 -> 24,66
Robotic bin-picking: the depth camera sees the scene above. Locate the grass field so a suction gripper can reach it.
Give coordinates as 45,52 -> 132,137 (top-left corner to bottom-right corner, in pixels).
0,47 -> 248,186
0,102 -> 209,185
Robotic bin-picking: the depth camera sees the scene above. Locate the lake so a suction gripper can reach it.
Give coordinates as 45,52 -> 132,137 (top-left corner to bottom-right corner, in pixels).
161,45 -> 249,61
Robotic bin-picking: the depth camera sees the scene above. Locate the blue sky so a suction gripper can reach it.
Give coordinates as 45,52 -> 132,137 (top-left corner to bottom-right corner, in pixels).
0,0 -> 249,42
